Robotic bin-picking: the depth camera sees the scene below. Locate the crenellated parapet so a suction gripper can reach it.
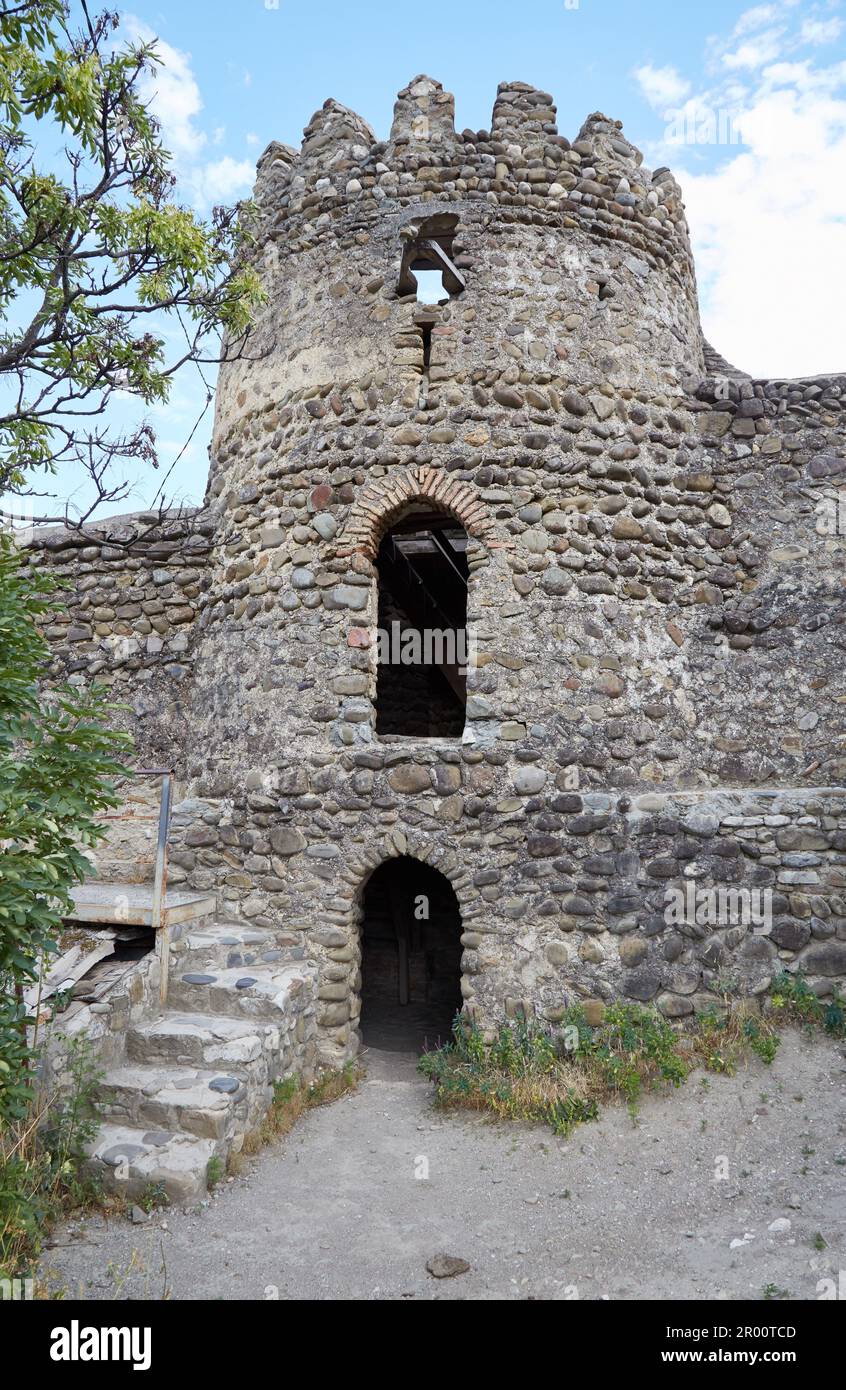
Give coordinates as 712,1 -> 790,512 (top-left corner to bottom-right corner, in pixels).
250,76 -> 697,288
389,74 -> 456,147
301,98 -> 376,163
575,112 -> 641,168
491,80 -> 559,142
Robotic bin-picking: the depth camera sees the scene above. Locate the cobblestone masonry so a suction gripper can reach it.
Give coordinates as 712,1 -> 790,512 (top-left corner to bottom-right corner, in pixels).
26,80 -> 846,1067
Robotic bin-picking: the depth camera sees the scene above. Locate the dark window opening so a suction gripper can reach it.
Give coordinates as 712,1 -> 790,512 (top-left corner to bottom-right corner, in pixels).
375,512 -> 469,738
415,314 -> 435,408
419,319 -> 433,369
360,856 -> 462,1054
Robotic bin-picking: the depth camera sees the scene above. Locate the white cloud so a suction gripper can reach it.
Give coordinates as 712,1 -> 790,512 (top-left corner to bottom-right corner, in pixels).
722,29 -> 786,70
634,63 -> 691,111
670,78 -> 846,376
732,4 -> 784,38
121,15 -> 254,211
633,2 -> 846,376
800,17 -> 844,45
187,156 -> 255,209
123,16 -> 206,159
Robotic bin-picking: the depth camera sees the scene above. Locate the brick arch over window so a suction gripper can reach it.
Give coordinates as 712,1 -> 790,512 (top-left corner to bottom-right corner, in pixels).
336,465 -> 496,563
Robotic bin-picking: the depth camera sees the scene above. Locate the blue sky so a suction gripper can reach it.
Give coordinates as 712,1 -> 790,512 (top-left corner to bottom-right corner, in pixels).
132,0 -> 753,152
10,0 -> 846,522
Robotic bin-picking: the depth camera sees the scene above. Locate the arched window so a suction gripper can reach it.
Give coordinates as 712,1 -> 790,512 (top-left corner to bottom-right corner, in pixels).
398,213 -> 465,303
412,268 -> 448,305
375,508 -> 468,738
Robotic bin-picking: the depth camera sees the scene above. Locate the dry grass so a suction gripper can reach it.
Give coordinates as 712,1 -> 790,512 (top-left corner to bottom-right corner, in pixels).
0,1037 -> 103,1283
227,1063 -> 361,1176
418,997 -> 796,1137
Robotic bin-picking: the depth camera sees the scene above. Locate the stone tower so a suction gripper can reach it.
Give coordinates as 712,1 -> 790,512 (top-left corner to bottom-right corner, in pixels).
29,79 -> 846,1069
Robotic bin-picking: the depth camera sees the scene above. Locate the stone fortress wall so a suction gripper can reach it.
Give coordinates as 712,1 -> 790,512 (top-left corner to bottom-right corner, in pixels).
25,78 -> 846,1064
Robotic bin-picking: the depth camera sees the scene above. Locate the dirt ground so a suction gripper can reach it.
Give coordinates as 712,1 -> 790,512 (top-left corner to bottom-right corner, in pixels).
39,1028 -> 846,1301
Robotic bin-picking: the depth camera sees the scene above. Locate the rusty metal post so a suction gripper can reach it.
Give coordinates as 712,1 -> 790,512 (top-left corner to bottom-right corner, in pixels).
152,772 -> 173,1005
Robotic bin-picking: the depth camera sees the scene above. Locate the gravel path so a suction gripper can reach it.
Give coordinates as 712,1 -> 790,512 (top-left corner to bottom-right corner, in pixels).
41,1029 -> 846,1301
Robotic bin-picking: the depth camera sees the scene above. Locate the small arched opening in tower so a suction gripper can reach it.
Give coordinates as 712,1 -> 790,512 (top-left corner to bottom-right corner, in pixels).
375,509 -> 469,738
413,269 -> 448,306
398,212 -> 466,305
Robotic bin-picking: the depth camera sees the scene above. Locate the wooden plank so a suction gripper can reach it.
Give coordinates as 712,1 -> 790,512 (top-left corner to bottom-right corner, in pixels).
24,944 -> 84,1008
73,959 -> 134,1003
25,937 -> 116,1010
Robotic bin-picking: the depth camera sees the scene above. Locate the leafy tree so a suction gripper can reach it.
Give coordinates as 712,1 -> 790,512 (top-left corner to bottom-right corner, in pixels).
0,2 -> 264,1113
0,4 -> 263,1116
0,532 -> 130,1120
0,0 -> 263,524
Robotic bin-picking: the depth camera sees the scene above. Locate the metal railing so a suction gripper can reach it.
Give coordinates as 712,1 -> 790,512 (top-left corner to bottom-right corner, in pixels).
110,766 -> 174,1003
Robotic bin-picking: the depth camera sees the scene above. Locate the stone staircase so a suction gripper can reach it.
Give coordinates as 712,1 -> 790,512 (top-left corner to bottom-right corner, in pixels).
85,920 -> 317,1205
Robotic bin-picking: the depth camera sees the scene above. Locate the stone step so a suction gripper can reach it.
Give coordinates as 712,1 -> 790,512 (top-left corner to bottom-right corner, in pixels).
99,1064 -> 251,1142
127,1012 -> 281,1081
85,935 -> 317,1206
175,921 -> 292,971
167,964 -> 312,1022
86,1122 -> 219,1204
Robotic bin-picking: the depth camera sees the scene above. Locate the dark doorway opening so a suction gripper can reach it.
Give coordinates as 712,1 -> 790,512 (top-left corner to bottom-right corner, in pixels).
375,513 -> 469,738
360,856 -> 462,1054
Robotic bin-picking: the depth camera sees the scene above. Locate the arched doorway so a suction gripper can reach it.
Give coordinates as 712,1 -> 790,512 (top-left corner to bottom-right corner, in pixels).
359,856 -> 462,1053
